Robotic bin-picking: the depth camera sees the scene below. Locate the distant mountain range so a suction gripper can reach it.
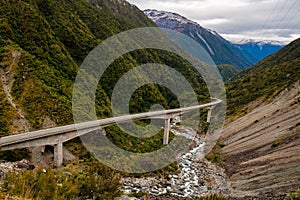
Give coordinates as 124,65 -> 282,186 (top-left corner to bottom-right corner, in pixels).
233,39 -> 284,63
144,9 -> 284,70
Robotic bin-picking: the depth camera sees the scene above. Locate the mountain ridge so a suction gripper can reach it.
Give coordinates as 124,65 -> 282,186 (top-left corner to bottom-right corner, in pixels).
144,9 -> 284,70
233,40 -> 284,65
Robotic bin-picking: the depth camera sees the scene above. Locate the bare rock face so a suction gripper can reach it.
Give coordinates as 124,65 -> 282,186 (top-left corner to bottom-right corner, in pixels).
119,195 -> 139,200
0,50 -> 33,134
12,119 -> 33,134
220,81 -> 300,197
41,116 -> 57,129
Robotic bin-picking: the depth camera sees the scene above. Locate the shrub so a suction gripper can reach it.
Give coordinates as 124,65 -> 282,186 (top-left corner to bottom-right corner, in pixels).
2,168 -> 78,200
1,162 -> 122,200
286,188 -> 300,200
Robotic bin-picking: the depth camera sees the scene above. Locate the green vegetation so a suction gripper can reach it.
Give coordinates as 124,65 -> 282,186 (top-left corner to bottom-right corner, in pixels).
0,0 -> 230,198
226,38 -> 300,116
0,0 -> 210,135
0,0 -> 212,167
217,64 -> 240,82
205,140 -> 225,164
0,149 -> 30,162
286,188 -> 300,200
0,162 -> 121,200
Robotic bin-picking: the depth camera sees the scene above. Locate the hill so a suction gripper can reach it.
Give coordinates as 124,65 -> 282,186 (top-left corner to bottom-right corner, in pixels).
219,38 -> 300,197
226,38 -> 300,117
217,64 -> 240,82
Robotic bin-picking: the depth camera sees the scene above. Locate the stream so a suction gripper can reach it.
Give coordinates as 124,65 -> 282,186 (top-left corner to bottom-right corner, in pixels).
121,126 -> 230,198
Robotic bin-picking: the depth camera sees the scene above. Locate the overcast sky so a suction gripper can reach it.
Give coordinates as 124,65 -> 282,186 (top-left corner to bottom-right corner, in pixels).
127,0 -> 300,44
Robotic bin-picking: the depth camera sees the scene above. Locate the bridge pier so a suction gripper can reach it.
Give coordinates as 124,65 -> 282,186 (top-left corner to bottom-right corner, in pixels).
163,117 -> 171,145
207,106 -> 216,123
54,142 -> 63,167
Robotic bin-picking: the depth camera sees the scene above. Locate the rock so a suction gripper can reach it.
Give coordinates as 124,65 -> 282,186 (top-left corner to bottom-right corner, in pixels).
0,169 -> 4,178
63,171 -> 73,177
121,126 -> 230,198
14,160 -> 35,170
120,195 -> 139,200
189,141 -> 197,150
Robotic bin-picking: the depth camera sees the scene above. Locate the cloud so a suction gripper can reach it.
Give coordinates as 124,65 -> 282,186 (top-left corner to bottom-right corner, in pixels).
127,0 -> 300,43
195,18 -> 231,26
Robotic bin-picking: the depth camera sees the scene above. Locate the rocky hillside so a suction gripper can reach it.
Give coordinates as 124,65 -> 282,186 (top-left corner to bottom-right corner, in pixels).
144,9 -> 283,71
219,38 -> 300,197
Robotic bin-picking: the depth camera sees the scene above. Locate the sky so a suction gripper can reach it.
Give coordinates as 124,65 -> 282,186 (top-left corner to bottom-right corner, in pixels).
126,0 -> 300,44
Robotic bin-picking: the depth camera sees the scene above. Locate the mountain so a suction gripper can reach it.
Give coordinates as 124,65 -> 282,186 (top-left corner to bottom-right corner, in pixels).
0,0 -> 209,197
233,39 -> 284,64
218,38 -> 300,197
226,38 -> 300,116
217,64 -> 240,82
0,0 -> 155,135
0,0 -> 211,150
144,9 -> 285,71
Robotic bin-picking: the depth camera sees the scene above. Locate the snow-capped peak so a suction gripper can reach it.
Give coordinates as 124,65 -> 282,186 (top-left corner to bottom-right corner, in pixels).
207,28 -> 220,37
144,9 -> 198,26
233,39 -> 285,46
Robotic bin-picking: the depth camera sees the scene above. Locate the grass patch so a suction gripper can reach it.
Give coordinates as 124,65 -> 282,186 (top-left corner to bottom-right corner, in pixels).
0,161 -> 122,200
206,140 -> 225,164
286,188 -> 300,200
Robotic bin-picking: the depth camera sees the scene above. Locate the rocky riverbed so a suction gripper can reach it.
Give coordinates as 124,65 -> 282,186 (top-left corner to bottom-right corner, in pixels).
0,159 -> 34,179
121,126 -> 230,198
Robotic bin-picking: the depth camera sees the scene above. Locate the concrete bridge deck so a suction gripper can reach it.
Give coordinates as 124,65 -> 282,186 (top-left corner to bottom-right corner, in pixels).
0,98 -> 222,166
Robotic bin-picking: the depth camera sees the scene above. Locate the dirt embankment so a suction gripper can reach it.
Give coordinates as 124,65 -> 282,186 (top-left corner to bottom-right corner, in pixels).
220,81 -> 300,197
0,50 -> 32,133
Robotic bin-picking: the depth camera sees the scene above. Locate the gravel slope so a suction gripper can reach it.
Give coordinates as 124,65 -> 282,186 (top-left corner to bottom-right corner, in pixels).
220,81 -> 300,197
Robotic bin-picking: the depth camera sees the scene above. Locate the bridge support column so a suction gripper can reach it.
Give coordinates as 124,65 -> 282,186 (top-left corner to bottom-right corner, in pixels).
54,142 -> 63,167
207,106 -> 216,123
163,117 -> 171,145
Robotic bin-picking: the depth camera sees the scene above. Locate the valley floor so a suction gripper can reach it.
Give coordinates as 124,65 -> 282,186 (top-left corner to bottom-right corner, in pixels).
122,126 -> 230,198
